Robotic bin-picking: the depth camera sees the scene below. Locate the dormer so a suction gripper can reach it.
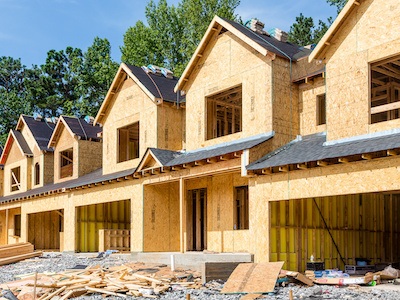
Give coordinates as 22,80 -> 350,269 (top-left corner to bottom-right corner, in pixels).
175,16 -> 312,151
0,130 -> 33,195
309,0 -> 400,141
16,115 -> 55,188
48,116 -> 102,183
94,63 -> 185,175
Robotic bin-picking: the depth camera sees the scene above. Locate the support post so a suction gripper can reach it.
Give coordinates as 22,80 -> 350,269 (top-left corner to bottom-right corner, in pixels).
179,178 -> 185,253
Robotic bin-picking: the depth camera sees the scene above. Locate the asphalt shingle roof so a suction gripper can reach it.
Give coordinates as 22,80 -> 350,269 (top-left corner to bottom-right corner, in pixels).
248,131 -> 400,170
125,64 -> 184,103
222,18 -> 311,61
12,130 -> 33,156
0,167 -> 136,204
22,116 -> 55,151
165,133 -> 274,166
62,116 -> 102,141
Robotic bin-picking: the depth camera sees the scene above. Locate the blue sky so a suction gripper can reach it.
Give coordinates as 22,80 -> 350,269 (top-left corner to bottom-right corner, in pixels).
0,0 -> 337,67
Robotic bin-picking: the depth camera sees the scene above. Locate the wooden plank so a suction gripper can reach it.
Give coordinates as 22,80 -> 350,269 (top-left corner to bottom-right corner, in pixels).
201,262 -> 243,283
221,262 -> 284,294
0,243 -> 34,258
0,251 -> 42,266
371,101 -> 400,115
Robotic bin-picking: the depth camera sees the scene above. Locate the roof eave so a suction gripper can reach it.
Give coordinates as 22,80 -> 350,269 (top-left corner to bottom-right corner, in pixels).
309,0 -> 362,62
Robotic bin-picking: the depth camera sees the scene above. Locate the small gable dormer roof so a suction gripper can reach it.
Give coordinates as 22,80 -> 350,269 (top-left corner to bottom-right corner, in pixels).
309,0 -> 362,62
175,15 -> 311,92
94,63 -> 183,125
16,115 -> 55,152
0,130 -> 33,164
48,116 -> 102,148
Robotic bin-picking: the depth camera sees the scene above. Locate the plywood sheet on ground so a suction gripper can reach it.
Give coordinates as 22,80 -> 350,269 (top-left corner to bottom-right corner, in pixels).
221,262 -> 284,294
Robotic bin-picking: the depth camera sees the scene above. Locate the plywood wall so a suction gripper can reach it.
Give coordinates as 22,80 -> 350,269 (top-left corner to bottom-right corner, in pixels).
53,126 -> 77,183
78,140 -> 102,177
270,193 -> 400,272
3,144 -> 29,196
298,77 -> 326,135
322,0 -> 400,141
143,182 -> 180,252
183,31 -> 273,151
157,104 -> 185,151
101,78 -> 158,175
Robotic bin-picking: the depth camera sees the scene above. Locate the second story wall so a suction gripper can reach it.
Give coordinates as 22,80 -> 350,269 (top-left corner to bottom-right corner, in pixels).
78,140 -> 102,176
314,0 -> 400,141
184,31 -> 274,151
157,105 -> 185,151
102,78 -> 158,174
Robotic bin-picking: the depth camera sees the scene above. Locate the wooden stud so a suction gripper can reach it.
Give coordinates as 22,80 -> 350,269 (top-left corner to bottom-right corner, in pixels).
279,166 -> 288,172
317,160 -> 328,167
387,149 -> 397,156
297,163 -> 307,170
261,168 -> 272,175
338,158 -> 349,163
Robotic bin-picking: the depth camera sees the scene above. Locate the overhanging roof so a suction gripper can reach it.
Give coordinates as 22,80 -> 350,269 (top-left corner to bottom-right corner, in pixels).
0,130 -> 33,165
309,0 -> 363,62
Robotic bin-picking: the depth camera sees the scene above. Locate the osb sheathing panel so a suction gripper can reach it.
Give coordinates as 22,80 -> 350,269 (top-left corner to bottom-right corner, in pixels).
272,57 -> 300,148
157,105 -> 184,151
3,147 -> 29,196
43,153 -> 54,185
28,210 -> 61,250
292,56 -> 324,82
53,126 -> 77,183
183,31 -> 273,151
322,0 -> 400,141
270,194 -> 400,272
78,140 -> 102,177
102,78 -> 158,175
143,182 -> 180,252
299,77 -> 327,135
250,156 -> 400,262
20,180 -> 144,252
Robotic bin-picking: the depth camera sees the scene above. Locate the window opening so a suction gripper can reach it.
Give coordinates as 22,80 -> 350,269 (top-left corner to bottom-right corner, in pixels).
234,186 -> 249,230
60,148 -> 73,178
206,85 -> 242,140
317,93 -> 326,125
118,122 -> 140,163
34,163 -> 40,185
11,167 -> 21,192
14,214 -> 21,237
370,55 -> 400,124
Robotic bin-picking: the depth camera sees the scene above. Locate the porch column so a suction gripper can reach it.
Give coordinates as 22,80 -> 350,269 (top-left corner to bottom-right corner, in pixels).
131,185 -> 144,252
63,201 -> 76,252
5,209 -> 8,244
179,178 -> 185,253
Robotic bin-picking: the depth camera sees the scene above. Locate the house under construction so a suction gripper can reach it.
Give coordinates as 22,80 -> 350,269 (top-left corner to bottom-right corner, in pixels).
0,0 -> 399,272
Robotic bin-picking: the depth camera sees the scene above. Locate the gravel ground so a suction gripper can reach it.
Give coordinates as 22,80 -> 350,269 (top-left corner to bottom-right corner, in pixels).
1,253 -> 400,300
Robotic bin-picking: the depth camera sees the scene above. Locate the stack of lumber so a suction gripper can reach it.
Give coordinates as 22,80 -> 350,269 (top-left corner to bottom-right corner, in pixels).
0,243 -> 42,266
0,263 -> 202,299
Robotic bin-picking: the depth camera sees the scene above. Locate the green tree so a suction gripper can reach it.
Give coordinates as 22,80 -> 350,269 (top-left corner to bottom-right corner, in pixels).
76,37 -> 119,117
121,0 -> 240,76
288,13 -> 331,46
327,0 -> 348,14
0,57 -> 33,145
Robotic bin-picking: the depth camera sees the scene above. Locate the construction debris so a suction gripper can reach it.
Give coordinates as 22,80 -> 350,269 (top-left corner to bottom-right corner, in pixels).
0,243 -> 42,266
0,262 -> 202,299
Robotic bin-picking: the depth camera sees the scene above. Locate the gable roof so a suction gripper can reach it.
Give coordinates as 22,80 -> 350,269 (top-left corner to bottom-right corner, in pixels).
176,15 -> 311,91
16,115 -> 55,152
309,0 -> 363,62
0,130 -> 33,165
94,63 -> 184,125
48,116 -> 102,148
136,148 -> 180,172
248,129 -> 400,171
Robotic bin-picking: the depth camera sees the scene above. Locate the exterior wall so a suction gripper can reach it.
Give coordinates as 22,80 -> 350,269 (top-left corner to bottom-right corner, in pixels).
43,152 -> 54,185
3,142 -> 29,196
272,57 -> 300,148
53,127 -> 78,183
0,205 -> 21,245
102,79 -> 158,175
78,140 -> 102,176
323,0 -> 400,141
299,77 -> 327,135
0,168 -> 3,197
183,31 -> 274,151
157,105 -> 185,151
249,155 -> 400,262
144,182 -> 180,252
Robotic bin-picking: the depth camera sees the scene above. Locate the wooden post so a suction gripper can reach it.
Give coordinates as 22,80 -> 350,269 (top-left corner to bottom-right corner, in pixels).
5,209 -> 8,245
180,178 -> 185,253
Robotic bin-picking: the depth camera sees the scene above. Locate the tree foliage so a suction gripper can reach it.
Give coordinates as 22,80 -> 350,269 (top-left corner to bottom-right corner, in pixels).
121,0 -> 240,76
327,0 -> 348,14
288,13 -> 332,46
0,37 -> 118,146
